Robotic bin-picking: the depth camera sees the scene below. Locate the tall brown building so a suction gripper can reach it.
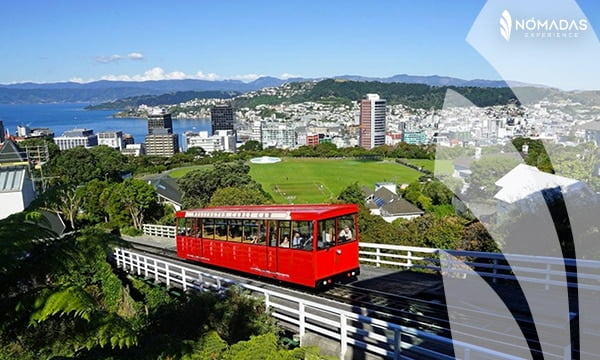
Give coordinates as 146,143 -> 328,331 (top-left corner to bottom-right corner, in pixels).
359,94 -> 386,150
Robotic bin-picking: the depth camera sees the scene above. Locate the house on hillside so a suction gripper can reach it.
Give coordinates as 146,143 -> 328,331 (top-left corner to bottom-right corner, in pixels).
364,182 -> 423,223
147,175 -> 183,211
0,140 -> 37,220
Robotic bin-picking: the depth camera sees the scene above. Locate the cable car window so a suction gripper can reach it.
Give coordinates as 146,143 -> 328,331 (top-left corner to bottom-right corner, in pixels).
229,219 -> 243,242
318,219 -> 336,250
215,219 -> 228,241
338,215 -> 355,244
269,220 -> 278,246
291,221 -> 312,250
279,221 -> 291,248
177,218 -> 191,236
202,218 -> 215,239
244,220 -> 259,244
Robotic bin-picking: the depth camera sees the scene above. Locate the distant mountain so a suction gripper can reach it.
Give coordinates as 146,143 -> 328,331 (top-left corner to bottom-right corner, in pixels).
0,74 -> 545,104
332,74 -> 544,88
85,90 -> 241,110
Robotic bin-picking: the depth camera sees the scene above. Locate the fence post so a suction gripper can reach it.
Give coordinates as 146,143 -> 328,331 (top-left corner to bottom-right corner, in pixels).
492,259 -> 498,284
299,302 -> 306,343
182,267 -> 187,291
407,250 -> 412,268
340,313 -> 348,359
394,330 -> 402,360
165,263 -> 171,287
376,247 -> 381,268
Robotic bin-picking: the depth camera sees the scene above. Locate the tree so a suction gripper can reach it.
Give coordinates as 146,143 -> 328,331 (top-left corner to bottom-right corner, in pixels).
77,179 -> 109,224
49,147 -> 100,186
178,161 -> 266,208
337,183 -> 365,206
89,145 -> 129,182
238,140 -> 262,152
468,155 -> 520,198
209,187 -> 271,206
103,179 -> 157,229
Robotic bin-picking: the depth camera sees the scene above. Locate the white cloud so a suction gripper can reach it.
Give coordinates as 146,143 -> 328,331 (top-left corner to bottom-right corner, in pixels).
229,73 -> 264,82
95,52 -> 145,63
127,52 -> 144,60
280,73 -> 301,79
68,77 -> 86,83
194,71 -> 219,81
73,67 -> 290,83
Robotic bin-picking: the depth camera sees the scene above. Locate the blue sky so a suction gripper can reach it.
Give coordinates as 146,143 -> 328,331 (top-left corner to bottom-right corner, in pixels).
1,0 -> 598,85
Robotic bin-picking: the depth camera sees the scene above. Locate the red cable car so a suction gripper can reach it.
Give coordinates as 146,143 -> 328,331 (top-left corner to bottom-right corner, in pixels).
175,204 -> 360,288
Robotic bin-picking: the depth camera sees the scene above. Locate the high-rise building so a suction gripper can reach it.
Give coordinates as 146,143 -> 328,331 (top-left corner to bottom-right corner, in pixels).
145,132 -> 179,157
0,120 -> 4,143
211,104 -> 235,135
148,108 -> 173,134
359,94 -> 386,150
145,108 -> 179,157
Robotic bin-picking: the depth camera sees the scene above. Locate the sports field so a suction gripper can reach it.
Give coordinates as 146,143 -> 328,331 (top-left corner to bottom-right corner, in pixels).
249,158 -> 422,204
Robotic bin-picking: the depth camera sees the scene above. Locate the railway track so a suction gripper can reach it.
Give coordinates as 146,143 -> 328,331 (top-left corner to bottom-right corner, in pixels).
119,239 -> 581,359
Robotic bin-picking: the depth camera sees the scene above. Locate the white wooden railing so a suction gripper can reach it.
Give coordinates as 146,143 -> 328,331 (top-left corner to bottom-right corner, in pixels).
142,224 -> 600,292
142,224 -> 176,238
113,247 -> 527,360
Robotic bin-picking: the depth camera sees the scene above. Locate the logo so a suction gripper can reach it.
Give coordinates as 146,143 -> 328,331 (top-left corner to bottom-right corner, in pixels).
500,10 -> 512,41
499,10 -> 589,41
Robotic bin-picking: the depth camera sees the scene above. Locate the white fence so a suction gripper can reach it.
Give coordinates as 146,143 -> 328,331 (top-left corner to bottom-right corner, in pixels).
142,224 -> 176,238
113,247 -> 526,360
143,224 -> 600,291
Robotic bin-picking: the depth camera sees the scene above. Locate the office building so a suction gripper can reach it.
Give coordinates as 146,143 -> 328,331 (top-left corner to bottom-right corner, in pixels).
359,93 -> 386,150
211,104 -> 235,135
148,108 -> 173,134
0,121 -> 4,143
54,129 -> 98,150
145,131 -> 179,157
145,108 -> 179,157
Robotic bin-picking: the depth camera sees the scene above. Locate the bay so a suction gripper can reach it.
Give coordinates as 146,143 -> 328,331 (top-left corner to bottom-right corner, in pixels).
0,103 -> 211,145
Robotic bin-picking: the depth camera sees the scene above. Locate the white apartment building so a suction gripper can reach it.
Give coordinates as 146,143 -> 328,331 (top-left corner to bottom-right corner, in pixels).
261,123 -> 295,149
183,130 -> 236,154
54,129 -> 98,151
98,131 -> 125,150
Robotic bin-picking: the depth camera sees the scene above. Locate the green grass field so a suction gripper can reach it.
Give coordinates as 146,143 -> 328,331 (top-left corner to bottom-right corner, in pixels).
249,158 -> 422,203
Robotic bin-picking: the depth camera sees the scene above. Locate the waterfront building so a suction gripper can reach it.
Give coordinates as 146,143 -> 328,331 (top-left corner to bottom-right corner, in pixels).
148,108 -> 173,134
54,128 -> 98,150
16,125 -> 31,138
145,108 -> 179,157
122,143 -> 145,157
211,104 -> 235,135
359,94 -> 386,150
145,131 -> 179,157
98,131 -> 125,150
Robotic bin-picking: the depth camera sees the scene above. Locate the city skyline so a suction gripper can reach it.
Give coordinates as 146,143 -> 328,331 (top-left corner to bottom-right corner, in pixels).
2,0 -> 598,88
